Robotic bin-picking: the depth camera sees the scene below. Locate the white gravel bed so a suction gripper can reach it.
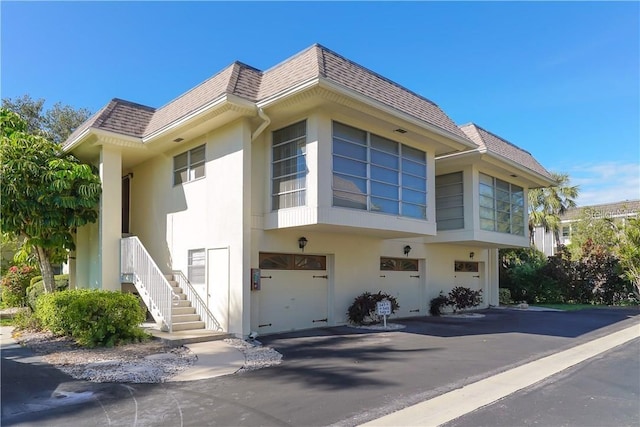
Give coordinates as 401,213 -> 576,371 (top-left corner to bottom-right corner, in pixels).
13,329 -> 282,383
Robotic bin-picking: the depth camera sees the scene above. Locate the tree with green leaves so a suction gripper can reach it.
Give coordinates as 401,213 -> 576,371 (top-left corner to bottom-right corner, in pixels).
0,108 -> 101,293
2,94 -> 91,144
614,217 -> 640,300
528,172 -> 579,247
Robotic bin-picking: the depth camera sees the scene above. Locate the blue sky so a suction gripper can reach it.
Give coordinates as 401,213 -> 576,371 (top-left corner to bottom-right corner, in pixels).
2,1 -> 638,206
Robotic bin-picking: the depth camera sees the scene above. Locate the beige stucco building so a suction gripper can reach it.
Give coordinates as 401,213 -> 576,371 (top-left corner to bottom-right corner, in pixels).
63,44 -> 555,337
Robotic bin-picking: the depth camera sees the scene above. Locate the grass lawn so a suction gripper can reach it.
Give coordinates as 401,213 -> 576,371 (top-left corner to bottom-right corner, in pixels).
0,318 -> 14,326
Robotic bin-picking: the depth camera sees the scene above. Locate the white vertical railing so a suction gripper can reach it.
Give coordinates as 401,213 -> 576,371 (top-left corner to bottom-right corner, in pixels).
120,236 -> 177,332
172,270 -> 223,331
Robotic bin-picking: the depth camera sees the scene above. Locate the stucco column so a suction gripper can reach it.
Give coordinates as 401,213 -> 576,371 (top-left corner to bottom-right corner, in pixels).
488,248 -> 500,306
99,145 -> 122,291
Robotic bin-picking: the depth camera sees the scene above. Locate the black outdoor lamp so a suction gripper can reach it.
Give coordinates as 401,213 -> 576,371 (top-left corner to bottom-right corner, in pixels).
404,245 -> 412,256
298,237 -> 308,252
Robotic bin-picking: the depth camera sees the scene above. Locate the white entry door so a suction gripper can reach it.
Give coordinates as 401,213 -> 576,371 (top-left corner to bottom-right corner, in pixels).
257,253 -> 329,334
207,248 -> 229,332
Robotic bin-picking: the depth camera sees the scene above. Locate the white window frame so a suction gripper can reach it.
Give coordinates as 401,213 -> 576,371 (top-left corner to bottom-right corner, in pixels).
174,145 -> 206,186
332,121 -> 427,219
187,249 -> 206,284
479,172 -> 525,235
271,120 -> 307,210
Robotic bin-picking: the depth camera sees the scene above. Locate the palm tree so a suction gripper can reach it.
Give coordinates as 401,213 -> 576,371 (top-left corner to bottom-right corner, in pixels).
528,172 -> 579,248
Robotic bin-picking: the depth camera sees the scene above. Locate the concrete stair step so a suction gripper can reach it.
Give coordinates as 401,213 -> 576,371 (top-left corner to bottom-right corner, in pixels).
172,307 -> 196,315
172,314 -> 201,323
173,300 -> 192,307
171,321 -> 206,331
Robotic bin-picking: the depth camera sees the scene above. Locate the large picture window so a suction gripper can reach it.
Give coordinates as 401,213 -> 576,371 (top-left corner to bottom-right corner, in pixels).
479,173 -> 524,235
174,145 -> 205,185
332,122 -> 427,219
436,172 -> 464,230
272,121 -> 307,210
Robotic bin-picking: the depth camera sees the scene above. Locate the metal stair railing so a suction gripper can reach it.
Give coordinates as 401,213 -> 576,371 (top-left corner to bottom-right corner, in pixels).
172,270 -> 223,332
120,236 -> 178,332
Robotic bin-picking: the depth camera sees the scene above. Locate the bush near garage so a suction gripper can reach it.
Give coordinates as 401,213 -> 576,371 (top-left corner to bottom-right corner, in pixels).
1,265 -> 39,307
36,289 -> 148,347
429,292 -> 452,316
347,291 -> 399,325
498,288 -> 512,305
26,274 -> 69,310
447,286 -> 483,312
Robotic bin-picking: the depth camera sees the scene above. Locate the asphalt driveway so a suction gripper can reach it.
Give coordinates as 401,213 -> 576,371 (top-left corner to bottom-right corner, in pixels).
3,307 -> 639,426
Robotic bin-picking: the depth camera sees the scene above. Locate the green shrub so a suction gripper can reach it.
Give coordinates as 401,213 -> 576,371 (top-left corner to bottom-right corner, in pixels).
429,292 -> 451,316
12,307 -> 42,331
36,289 -> 148,347
1,265 -> 39,307
347,291 -> 399,325
26,274 -> 69,310
448,286 -> 483,312
498,288 -> 512,305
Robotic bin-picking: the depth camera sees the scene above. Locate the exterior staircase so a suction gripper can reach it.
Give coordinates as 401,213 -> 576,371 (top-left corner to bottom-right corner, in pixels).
165,274 -> 206,332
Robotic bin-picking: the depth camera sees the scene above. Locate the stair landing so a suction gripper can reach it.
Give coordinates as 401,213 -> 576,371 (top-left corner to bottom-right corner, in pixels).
142,322 -> 231,347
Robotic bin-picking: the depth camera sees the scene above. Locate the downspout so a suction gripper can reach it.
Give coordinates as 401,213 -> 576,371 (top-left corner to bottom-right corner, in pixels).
251,108 -> 271,141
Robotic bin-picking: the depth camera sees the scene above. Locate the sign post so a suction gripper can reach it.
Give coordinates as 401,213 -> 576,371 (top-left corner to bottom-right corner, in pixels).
376,299 -> 392,328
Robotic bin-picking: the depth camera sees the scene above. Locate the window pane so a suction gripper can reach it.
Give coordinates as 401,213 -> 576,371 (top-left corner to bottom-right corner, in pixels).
273,174 -> 306,194
273,121 -> 306,144
273,190 -> 306,210
334,156 -> 367,177
480,218 -> 495,231
371,181 -> 398,200
294,255 -> 326,270
333,139 -> 367,160
188,249 -> 205,284
437,206 -> 464,220
402,188 -> 426,205
333,122 -> 366,144
371,165 -> 398,184
479,173 -> 493,186
371,149 -> 399,169
380,258 -> 397,271
436,172 -> 462,186
333,173 -> 367,194
480,194 -> 494,208
402,203 -> 426,219
496,179 -> 510,191
438,218 -> 464,230
190,146 -> 205,164
174,170 -> 187,185
371,197 -> 399,214
402,145 -> 425,163
273,158 -> 302,177
402,159 -> 426,177
436,195 -> 463,208
333,190 -> 367,210
479,183 -> 494,197
496,189 -> 510,203
192,163 -> 205,180
174,152 -> 188,170
497,200 -> 510,213
436,183 -> 462,197
274,139 -> 306,161
400,259 -> 419,271
403,174 -> 426,191
480,207 -> 495,220
259,253 -> 292,269
371,134 -> 398,154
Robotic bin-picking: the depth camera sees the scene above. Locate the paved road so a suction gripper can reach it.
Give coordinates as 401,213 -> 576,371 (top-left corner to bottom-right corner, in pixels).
443,337 -> 640,427
2,308 -> 639,426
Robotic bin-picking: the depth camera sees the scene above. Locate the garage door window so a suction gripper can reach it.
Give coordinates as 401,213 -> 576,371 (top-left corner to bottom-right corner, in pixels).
454,261 -> 479,272
259,253 -> 326,270
380,257 -> 419,271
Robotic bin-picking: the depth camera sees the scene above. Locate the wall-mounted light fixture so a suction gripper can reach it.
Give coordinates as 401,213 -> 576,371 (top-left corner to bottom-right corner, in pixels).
298,237 -> 308,252
469,252 -> 475,260
404,245 -> 412,256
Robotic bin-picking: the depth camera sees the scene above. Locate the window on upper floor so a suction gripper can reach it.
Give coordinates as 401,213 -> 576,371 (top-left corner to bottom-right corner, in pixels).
174,145 -> 205,185
562,226 -> 571,238
272,120 -> 307,210
332,122 -> 427,219
188,248 -> 205,284
436,172 -> 464,230
479,173 -> 525,235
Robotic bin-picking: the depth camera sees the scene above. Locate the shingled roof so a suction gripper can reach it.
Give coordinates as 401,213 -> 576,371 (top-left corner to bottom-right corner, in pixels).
64,44 -> 468,146
459,123 -> 553,180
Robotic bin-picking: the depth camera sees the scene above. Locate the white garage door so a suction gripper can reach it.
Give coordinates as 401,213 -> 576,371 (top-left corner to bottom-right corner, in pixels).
257,253 -> 329,334
378,257 -> 425,318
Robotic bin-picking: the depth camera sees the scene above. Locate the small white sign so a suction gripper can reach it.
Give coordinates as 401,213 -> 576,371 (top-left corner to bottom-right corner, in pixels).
376,299 -> 392,316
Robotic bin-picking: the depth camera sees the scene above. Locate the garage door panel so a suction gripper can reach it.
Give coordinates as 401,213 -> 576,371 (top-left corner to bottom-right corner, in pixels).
257,268 -> 328,334
379,271 -> 423,318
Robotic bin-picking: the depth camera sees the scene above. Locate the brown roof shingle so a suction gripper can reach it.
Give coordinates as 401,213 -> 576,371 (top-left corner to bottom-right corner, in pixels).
459,123 -> 553,180
65,44 -> 473,147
